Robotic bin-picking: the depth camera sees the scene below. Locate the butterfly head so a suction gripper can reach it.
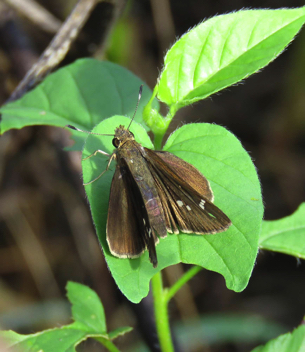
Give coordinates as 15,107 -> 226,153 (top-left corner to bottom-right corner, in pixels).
112,125 -> 135,149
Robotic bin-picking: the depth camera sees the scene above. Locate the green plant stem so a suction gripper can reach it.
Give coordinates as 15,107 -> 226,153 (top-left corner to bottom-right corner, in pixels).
151,272 -> 174,352
165,266 -> 203,303
152,115 -> 172,149
95,337 -> 121,352
153,132 -> 164,150
152,267 -> 203,351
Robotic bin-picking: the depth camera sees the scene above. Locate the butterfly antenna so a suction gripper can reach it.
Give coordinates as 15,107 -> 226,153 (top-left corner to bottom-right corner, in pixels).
127,84 -> 143,130
65,125 -> 113,136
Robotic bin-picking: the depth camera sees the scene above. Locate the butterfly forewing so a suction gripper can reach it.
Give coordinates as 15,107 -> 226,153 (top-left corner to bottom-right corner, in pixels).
154,151 -> 214,202
144,148 -> 231,234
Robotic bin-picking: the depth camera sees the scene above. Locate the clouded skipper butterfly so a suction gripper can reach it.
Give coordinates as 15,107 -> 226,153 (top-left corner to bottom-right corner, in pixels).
67,86 -> 231,267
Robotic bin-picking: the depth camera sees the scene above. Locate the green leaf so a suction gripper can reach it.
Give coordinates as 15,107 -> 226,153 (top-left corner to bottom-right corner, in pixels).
251,323 -> 305,352
0,328 -> 89,352
82,116 -> 263,303
0,59 -> 159,150
108,327 -> 133,340
0,330 -> 25,345
259,203 -> 305,259
158,7 -> 305,115
0,282 -> 132,352
66,282 -> 106,333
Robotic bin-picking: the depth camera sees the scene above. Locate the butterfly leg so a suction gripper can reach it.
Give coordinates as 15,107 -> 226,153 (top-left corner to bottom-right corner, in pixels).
83,153 -> 116,185
82,149 -> 110,161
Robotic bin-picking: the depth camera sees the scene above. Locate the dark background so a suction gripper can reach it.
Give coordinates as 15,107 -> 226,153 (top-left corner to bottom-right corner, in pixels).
0,1 -> 304,351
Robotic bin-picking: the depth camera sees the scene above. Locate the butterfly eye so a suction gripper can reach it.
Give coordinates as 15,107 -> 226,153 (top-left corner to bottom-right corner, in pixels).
112,138 -> 120,148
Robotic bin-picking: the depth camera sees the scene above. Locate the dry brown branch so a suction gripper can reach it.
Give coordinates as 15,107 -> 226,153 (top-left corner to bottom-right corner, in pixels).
4,0 -> 62,33
7,0 -> 100,103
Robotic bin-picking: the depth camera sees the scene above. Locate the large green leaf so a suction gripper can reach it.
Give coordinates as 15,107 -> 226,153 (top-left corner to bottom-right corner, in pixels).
259,203 -> 305,259
0,59 -> 158,150
158,7 -> 305,115
0,282 -> 132,352
82,116 -> 263,303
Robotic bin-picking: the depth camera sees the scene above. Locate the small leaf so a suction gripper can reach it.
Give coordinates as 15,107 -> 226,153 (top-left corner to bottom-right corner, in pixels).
66,282 -> 106,333
0,282 -> 132,351
82,116 -> 263,303
158,8 -> 305,115
0,330 -> 25,345
0,59 -> 159,149
108,327 -> 133,340
251,323 -> 305,352
0,328 -> 89,352
259,203 -> 305,259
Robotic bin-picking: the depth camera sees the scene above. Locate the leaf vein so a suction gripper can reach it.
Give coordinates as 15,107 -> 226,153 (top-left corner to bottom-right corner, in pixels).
67,69 -> 93,126
193,27 -> 212,87
205,239 -> 234,283
261,225 -> 305,240
218,18 -> 238,68
39,85 -> 51,111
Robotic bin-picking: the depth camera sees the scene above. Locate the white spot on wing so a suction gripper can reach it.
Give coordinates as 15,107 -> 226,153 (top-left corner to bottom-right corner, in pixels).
199,199 -> 205,209
186,205 -> 191,211
177,200 -> 184,207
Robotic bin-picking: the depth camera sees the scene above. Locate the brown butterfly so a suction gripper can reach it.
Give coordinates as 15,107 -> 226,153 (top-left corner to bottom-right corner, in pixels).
67,86 -> 231,267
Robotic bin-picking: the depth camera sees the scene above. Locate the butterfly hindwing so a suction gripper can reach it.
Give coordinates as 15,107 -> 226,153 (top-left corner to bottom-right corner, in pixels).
107,163 -> 145,258
107,158 -> 159,267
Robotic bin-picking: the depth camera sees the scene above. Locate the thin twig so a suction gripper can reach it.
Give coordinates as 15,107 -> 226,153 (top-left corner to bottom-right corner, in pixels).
4,0 -> 62,33
7,0 -> 100,103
